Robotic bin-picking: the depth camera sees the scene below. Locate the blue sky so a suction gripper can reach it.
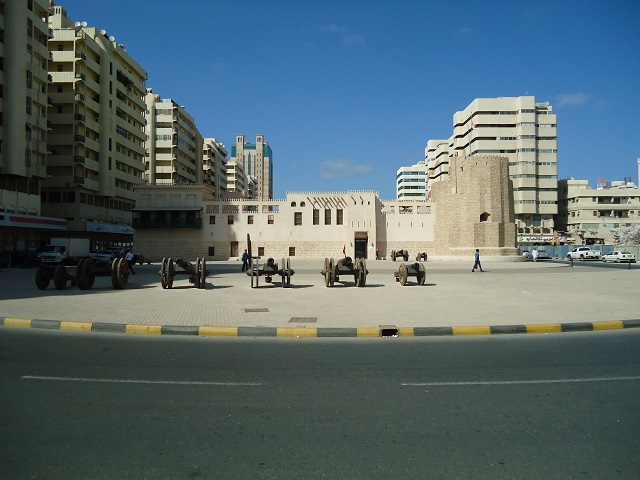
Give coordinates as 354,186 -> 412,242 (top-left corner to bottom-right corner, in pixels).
57,0 -> 640,199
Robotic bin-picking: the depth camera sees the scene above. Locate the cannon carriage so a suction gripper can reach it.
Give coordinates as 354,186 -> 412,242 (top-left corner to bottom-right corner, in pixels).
393,262 -> 426,286
320,256 -> 368,287
415,252 -> 428,262
390,249 -> 409,262
34,256 -> 131,290
247,257 -> 294,288
158,257 -> 208,289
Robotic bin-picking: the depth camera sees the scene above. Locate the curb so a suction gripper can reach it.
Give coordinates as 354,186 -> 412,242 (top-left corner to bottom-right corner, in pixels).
2,317 -> 640,337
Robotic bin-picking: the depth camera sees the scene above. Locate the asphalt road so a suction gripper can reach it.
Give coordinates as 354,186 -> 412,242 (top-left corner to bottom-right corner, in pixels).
1,328 -> 639,479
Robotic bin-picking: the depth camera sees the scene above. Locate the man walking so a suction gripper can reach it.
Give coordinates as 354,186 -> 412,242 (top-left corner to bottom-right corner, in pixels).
125,248 -> 136,275
472,248 -> 483,272
241,249 -> 249,272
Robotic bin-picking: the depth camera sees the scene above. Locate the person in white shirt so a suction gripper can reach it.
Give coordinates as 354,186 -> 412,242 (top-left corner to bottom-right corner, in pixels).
125,249 -> 136,275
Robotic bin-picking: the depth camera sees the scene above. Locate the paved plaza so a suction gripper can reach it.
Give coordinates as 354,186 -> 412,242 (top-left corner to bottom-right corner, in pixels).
1,257 -> 639,336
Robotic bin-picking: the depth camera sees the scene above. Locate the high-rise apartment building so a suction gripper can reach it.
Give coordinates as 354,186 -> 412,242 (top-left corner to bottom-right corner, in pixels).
202,138 -> 228,198
426,96 -> 558,235
231,134 -> 272,200
225,160 -> 256,198
0,0 -> 62,253
396,161 -> 427,198
44,5 -> 147,240
0,0 -> 51,215
144,89 -> 202,185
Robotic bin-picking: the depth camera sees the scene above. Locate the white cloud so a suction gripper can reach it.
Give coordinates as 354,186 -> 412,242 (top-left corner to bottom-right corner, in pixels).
319,159 -> 373,179
320,24 -> 365,47
555,92 -> 590,107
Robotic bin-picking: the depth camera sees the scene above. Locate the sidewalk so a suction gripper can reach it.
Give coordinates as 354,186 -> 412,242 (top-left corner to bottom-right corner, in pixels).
1,258 -> 639,336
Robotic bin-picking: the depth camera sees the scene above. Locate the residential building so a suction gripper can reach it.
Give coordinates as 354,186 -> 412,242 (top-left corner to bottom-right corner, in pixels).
426,96 -> 558,239
230,134 -> 273,200
44,4 -> 147,244
133,155 -> 518,261
0,0 -> 65,252
396,161 -> 427,198
225,160 -> 255,198
202,137 -> 227,198
144,89 -> 203,185
556,178 -> 640,245
425,139 -> 451,197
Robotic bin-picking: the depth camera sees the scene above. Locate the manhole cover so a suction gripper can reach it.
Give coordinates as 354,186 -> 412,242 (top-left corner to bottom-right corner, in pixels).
289,317 -> 317,323
243,308 -> 269,313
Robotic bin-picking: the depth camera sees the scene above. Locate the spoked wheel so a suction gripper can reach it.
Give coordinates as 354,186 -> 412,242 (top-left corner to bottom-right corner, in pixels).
399,263 -> 407,286
79,257 -> 96,290
53,264 -> 67,290
286,258 -> 291,288
160,257 -> 168,289
111,258 -> 129,289
359,258 -> 367,286
281,258 -> 286,288
35,265 -> 50,290
324,258 -> 331,287
418,262 -> 426,286
355,258 -> 363,287
391,250 -> 396,261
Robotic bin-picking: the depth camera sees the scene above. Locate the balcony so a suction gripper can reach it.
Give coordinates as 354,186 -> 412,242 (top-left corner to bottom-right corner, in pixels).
74,155 -> 85,164
74,134 -> 86,143
132,218 -> 202,229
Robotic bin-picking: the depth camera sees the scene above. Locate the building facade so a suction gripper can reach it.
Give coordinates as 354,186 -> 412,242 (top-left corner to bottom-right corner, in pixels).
202,137 -> 227,198
144,89 -> 203,186
43,4 -> 147,244
396,161 -> 427,199
556,178 -> 640,245
132,155 -> 519,261
0,0 -> 65,254
231,134 -> 273,200
425,96 -> 558,239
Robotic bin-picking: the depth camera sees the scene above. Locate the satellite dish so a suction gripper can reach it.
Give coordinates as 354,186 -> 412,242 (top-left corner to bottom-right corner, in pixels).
74,21 -> 81,27
81,21 -> 87,27
109,36 -> 115,42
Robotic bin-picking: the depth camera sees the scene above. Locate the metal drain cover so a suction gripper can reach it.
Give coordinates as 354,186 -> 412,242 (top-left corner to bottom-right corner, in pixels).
289,317 -> 317,323
243,308 -> 269,313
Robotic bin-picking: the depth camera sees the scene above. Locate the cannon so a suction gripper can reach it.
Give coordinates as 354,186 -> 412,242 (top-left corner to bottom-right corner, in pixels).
415,252 -> 428,262
158,257 -> 209,289
247,257 -> 294,288
390,249 -> 409,262
393,262 -> 426,286
320,256 -> 368,287
34,256 -> 131,290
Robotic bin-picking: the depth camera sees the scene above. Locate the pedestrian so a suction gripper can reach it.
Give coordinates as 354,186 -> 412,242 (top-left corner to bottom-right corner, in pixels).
376,244 -> 380,260
125,248 -> 136,275
241,249 -> 249,272
532,247 -> 538,262
471,248 -> 483,272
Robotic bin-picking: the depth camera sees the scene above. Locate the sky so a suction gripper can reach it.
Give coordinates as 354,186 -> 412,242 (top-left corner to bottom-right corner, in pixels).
57,0 -> 640,199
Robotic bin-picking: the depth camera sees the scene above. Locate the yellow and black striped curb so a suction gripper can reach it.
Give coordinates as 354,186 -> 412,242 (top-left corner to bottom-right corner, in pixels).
2,317 -> 639,337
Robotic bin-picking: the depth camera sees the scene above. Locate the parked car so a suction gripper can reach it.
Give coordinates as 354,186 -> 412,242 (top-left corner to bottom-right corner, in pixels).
88,249 -> 117,262
602,251 -> 636,263
521,249 -> 531,260
534,249 -> 551,260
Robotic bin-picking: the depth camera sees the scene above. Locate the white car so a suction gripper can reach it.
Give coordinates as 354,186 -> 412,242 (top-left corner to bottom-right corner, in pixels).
602,251 -> 636,263
88,249 -> 116,262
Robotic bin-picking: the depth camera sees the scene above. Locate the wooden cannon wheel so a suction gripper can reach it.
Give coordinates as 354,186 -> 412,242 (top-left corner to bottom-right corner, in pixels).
195,257 -> 202,289
76,258 -> 95,290
418,262 -> 426,286
286,257 -> 292,288
329,258 -> 335,287
160,258 -> 168,289
35,265 -> 50,290
356,258 -> 367,287
398,263 -> 408,286
280,257 -> 286,288
250,263 -> 259,288
199,258 -> 207,289
53,264 -> 68,290
323,258 -> 331,287
111,257 -> 129,290
166,257 -> 174,289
